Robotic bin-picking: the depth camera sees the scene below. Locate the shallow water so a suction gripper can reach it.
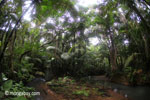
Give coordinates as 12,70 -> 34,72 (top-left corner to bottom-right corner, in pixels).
96,80 -> 150,100
110,83 -> 150,100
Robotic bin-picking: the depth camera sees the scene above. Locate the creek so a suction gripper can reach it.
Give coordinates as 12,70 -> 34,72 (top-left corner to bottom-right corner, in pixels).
90,76 -> 150,100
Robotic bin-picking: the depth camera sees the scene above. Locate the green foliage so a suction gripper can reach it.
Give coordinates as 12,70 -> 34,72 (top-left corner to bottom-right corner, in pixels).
1,80 -> 13,91
47,76 -> 76,86
2,73 -> 8,81
0,41 -> 1,47
124,53 -> 139,67
0,91 -> 4,98
35,71 -> 45,77
73,89 -> 90,97
98,91 -> 106,96
11,81 -> 34,92
0,74 -> 34,100
124,66 -> 132,73
14,59 -> 34,82
36,0 -> 73,21
11,96 -> 28,100
123,66 -> 137,84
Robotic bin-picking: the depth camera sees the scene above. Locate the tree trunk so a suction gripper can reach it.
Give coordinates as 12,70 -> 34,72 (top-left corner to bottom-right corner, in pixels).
109,34 -> 117,71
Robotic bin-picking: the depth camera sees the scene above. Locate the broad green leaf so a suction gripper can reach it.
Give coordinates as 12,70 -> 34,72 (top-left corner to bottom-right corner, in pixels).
0,91 -> 4,98
12,96 -> 27,100
2,80 -> 13,91
125,53 -> 139,67
2,73 -> 8,81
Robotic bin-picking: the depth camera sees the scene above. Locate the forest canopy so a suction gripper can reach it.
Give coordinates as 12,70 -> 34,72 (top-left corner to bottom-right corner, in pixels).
0,0 -> 150,99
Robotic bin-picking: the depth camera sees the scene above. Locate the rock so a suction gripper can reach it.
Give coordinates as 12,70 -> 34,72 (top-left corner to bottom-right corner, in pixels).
113,88 -> 118,92
124,94 -> 128,98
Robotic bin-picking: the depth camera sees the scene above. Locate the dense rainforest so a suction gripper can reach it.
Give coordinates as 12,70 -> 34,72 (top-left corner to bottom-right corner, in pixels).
0,0 -> 150,100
